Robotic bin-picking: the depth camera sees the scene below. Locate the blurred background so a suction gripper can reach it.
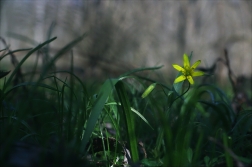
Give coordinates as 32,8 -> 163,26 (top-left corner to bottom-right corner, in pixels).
0,0 -> 251,83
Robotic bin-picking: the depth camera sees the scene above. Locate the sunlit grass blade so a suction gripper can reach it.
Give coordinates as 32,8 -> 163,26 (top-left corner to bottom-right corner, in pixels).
141,83 -> 156,98
80,78 -> 119,154
105,102 -> 153,130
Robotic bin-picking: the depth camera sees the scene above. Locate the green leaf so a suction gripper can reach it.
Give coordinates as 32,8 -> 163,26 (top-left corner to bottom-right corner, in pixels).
120,66 -> 163,77
39,34 -> 87,80
0,48 -> 32,61
80,78 -> 119,154
141,83 -> 157,98
204,156 -> 210,167
0,70 -> 10,79
115,81 -> 139,162
223,132 -> 233,167
3,37 -> 57,90
2,82 -> 60,99
130,106 -> 154,130
105,102 -> 153,130
187,147 -> 193,163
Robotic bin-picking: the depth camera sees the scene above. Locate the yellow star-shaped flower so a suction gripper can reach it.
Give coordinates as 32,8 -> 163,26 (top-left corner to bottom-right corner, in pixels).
173,54 -> 204,84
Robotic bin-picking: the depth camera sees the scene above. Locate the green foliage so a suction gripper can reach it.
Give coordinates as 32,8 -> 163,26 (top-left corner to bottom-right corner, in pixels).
115,81 -> 139,162
0,70 -> 10,79
0,36 -> 251,167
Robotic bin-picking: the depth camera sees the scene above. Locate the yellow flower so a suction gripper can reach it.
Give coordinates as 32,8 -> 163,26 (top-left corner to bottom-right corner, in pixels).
173,54 -> 204,84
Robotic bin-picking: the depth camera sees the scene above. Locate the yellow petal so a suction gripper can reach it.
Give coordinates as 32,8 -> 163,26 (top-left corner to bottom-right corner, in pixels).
173,64 -> 185,72
174,75 -> 186,83
183,54 -> 190,67
191,60 -> 201,70
187,76 -> 194,84
192,71 -> 204,77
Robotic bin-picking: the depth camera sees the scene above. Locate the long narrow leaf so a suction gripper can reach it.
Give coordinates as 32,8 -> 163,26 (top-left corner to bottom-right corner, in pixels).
2,82 -> 60,99
105,102 -> 153,130
0,71 -> 10,79
120,66 -> 163,77
3,37 -> 57,90
39,34 -> 87,79
115,81 -> 139,162
80,78 -> 119,154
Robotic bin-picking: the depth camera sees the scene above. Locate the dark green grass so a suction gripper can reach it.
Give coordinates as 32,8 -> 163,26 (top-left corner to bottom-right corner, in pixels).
0,36 -> 251,167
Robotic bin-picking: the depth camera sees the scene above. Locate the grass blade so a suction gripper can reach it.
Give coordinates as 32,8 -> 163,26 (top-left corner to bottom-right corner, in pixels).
115,81 -> 139,162
3,37 -> 57,91
80,78 -> 119,154
120,66 -> 163,77
39,34 -> 87,79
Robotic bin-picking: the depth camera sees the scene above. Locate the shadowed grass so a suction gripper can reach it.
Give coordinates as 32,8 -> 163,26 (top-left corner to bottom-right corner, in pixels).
0,36 -> 251,167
